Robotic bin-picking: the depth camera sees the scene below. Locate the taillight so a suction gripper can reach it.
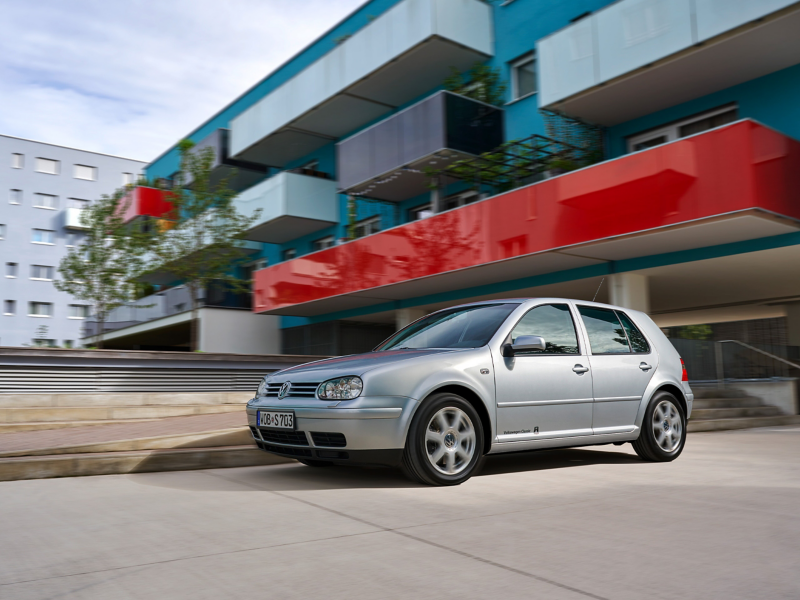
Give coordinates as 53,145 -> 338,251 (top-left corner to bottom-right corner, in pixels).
680,358 -> 688,382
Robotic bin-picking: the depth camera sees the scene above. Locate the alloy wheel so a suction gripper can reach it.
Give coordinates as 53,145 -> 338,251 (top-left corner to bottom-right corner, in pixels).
425,407 -> 476,475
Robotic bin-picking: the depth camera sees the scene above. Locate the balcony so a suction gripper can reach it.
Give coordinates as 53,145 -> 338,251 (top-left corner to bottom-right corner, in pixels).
229,0 -> 493,167
63,207 -> 87,230
235,170 -> 338,244
186,128 -> 269,191
337,91 -> 504,202
118,186 -> 175,225
538,0 -> 800,125
253,120 -> 800,316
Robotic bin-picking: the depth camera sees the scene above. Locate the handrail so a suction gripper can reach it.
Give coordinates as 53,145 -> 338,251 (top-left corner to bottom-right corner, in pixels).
717,340 -> 800,371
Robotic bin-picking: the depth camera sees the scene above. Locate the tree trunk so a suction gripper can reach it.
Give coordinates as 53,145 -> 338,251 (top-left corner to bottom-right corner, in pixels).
189,282 -> 199,352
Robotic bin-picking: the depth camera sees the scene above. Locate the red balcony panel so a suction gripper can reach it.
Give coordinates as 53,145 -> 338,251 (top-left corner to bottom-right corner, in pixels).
254,121 -> 800,315
118,187 -> 176,224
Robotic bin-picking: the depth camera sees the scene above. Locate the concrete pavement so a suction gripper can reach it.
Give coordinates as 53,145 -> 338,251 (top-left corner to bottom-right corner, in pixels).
2,427 -> 799,599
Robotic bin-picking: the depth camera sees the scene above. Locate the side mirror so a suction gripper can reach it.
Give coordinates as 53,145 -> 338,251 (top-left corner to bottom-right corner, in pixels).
502,335 -> 546,357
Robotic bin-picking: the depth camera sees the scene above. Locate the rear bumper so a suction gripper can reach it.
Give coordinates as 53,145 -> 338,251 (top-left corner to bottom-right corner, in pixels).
246,396 -> 417,466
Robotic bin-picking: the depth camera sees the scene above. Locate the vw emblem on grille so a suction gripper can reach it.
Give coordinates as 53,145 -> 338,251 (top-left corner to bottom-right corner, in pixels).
278,382 -> 291,399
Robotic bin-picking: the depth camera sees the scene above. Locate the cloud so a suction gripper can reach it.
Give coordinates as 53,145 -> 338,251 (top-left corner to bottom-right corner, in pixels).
0,0 -> 366,162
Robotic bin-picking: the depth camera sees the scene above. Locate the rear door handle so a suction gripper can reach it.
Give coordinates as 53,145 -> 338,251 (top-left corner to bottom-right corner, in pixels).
639,362 -> 652,371
573,364 -> 589,374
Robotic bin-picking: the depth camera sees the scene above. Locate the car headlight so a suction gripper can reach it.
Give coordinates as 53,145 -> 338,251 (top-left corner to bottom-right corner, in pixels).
256,378 -> 268,397
317,376 -> 363,400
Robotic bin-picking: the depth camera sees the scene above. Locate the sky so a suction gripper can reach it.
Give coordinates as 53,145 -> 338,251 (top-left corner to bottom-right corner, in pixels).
0,0 -> 366,162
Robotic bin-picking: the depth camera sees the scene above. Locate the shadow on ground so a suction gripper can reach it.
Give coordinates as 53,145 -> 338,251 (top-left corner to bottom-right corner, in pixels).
129,446 -> 643,492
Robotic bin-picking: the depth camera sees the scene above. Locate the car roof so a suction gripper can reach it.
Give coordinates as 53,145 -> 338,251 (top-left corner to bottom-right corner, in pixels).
441,298 -> 637,313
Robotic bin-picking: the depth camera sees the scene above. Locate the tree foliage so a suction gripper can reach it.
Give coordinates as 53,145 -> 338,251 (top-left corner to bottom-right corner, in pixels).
444,62 -> 507,106
147,140 -> 260,351
55,189 -> 152,349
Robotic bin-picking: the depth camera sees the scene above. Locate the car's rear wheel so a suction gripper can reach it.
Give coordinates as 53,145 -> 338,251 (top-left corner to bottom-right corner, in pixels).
401,393 -> 484,486
632,391 -> 686,462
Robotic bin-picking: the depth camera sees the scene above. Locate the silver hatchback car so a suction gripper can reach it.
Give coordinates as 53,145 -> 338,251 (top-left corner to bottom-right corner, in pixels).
247,298 -> 692,485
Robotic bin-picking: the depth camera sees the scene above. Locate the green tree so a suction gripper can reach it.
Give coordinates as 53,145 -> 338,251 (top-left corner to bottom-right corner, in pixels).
148,140 -> 260,351
444,62 -> 507,106
55,190 -> 152,349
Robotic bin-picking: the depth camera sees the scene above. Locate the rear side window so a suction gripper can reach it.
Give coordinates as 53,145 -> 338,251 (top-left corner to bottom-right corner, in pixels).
577,306 -> 630,354
510,303 -> 579,355
616,311 -> 650,353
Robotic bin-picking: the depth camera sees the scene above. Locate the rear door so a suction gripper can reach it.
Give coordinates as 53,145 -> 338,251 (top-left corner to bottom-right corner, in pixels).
576,306 -> 658,434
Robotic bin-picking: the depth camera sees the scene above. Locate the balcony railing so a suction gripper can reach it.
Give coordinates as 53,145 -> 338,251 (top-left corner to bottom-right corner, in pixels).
337,91 -> 503,202
537,0 -> 800,124
82,282 -> 252,338
117,186 -> 175,225
235,170 -> 338,244
229,0 -> 493,167
63,207 -> 87,230
252,120 -> 800,316
186,128 -> 269,191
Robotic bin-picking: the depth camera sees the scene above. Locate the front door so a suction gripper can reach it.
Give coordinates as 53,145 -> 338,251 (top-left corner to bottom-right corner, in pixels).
576,306 -> 658,434
495,303 -> 593,442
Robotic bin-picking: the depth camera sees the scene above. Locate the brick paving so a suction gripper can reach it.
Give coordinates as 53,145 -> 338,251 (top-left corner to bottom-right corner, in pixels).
0,411 -> 248,455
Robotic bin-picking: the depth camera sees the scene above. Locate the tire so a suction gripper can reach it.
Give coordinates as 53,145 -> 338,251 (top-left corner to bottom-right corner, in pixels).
401,392 -> 484,486
632,391 -> 686,462
298,459 -> 333,467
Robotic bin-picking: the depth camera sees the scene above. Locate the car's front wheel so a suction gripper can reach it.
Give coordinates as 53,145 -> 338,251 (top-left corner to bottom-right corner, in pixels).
632,391 -> 686,462
401,392 -> 484,486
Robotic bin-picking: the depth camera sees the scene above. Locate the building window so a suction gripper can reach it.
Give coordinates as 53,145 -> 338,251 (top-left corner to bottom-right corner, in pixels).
408,204 -> 434,221
282,248 -> 297,261
442,191 -> 480,211
68,305 -> 89,319
9,189 -> 22,205
35,158 -> 60,175
353,215 -> 381,239
11,153 -> 24,169
66,233 -> 79,247
63,340 -> 74,349
67,198 -> 89,209
0,224 -> 6,239
252,258 -> 268,271
34,193 -> 58,209
32,229 -> 55,244
510,52 -> 536,100
74,164 -> 97,181
628,105 -> 738,152
3,300 -> 15,316
28,302 -> 53,317
33,338 -> 56,348
312,235 -> 335,251
6,262 -> 18,278
31,265 -> 55,280
122,172 -> 134,185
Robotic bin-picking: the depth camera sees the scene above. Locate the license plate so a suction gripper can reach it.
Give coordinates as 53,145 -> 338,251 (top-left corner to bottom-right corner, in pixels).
257,410 -> 295,430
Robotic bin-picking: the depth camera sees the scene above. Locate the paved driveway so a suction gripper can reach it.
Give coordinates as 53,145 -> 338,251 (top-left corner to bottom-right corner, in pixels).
2,427 -> 799,599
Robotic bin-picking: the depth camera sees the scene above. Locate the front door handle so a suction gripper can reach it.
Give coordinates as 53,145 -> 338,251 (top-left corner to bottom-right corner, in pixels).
639,362 -> 652,371
573,364 -> 589,374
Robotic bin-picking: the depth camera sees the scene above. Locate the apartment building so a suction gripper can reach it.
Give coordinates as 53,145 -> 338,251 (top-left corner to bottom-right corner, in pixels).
0,134 -> 145,347
86,0 -> 800,359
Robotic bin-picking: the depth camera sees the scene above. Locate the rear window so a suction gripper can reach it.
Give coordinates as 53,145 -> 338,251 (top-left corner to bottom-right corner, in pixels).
616,311 -> 650,353
577,306 -> 630,354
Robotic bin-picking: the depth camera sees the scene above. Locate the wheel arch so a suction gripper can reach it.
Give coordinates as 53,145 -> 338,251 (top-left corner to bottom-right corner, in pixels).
425,384 -> 493,454
652,383 -> 687,416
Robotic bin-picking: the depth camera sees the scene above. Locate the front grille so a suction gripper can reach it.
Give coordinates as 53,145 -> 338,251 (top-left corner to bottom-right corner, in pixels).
264,381 -> 321,398
259,429 -> 309,446
249,426 -> 260,440
259,442 -> 313,458
311,432 -> 347,448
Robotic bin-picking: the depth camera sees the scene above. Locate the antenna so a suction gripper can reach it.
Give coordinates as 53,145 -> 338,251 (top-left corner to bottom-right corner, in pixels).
592,278 -> 605,302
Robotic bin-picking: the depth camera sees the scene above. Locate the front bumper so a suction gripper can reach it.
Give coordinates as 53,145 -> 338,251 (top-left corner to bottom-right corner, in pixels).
246,395 -> 418,467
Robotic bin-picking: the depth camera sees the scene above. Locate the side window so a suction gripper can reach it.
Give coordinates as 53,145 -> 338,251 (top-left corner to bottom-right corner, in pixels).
510,304 -> 579,355
578,306 -> 631,354
616,311 -> 650,353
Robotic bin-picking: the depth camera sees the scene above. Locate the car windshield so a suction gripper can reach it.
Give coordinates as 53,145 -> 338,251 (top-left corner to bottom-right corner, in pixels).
377,304 -> 517,351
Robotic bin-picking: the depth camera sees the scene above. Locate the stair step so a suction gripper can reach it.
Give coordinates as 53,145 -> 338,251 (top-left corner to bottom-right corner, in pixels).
687,415 -> 800,433
691,406 -> 783,420
0,445 -> 293,482
0,404 -> 241,423
0,428 -> 253,458
693,397 -> 764,409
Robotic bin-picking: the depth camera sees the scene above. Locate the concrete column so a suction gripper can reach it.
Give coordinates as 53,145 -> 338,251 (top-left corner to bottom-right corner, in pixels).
396,308 -> 427,331
786,302 -> 800,347
430,186 -> 441,214
609,273 -> 650,313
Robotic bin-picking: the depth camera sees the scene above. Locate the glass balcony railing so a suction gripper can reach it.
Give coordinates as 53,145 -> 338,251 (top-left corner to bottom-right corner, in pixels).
186,128 -> 270,192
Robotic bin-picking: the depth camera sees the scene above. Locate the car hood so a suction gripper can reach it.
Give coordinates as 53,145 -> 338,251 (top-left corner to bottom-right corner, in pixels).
271,348 -> 466,381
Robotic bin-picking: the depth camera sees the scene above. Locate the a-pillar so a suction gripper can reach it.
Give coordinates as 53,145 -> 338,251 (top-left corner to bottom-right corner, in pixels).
786,302 -> 800,347
609,273 -> 650,313
396,308 -> 427,331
